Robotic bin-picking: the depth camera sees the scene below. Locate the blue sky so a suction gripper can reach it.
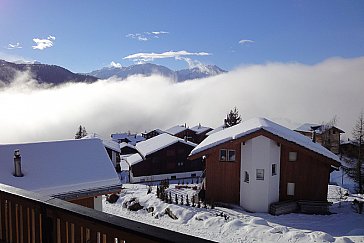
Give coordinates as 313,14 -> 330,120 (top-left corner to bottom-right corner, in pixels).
1,0 -> 364,73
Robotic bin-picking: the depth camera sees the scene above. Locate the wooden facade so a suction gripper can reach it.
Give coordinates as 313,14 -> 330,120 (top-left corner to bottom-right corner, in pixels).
132,142 -> 203,177
295,126 -> 344,154
69,197 -> 94,209
190,129 -> 340,206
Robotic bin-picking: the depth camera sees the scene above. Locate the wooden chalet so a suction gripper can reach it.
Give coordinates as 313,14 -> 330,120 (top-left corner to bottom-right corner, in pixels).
295,123 -> 344,154
127,133 -> 203,183
0,138 -> 122,211
142,129 -> 165,140
165,124 -> 212,144
189,118 -> 341,213
111,132 -> 145,145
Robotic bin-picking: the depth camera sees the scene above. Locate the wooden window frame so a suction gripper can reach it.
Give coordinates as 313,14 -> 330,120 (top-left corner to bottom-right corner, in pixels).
220,149 -> 236,162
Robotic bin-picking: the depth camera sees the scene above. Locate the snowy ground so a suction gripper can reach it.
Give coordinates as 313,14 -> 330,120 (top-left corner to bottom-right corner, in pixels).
103,184 -> 364,243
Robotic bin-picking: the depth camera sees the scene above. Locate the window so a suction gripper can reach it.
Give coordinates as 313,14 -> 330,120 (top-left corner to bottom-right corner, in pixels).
171,175 -> 176,179
177,162 -> 184,166
244,171 -> 249,183
220,149 -> 236,161
219,149 -> 227,161
287,183 -> 295,196
191,173 -> 196,177
272,164 -> 277,176
256,169 -> 264,180
228,150 -> 236,161
288,152 -> 297,162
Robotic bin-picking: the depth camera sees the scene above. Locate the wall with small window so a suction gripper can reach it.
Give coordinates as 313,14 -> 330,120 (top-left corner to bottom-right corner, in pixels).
219,149 -> 236,162
240,135 -> 280,213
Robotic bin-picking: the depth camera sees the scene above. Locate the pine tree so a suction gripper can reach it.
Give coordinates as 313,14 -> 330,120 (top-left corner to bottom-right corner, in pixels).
75,125 -> 87,139
343,112 -> 364,194
224,107 -> 242,128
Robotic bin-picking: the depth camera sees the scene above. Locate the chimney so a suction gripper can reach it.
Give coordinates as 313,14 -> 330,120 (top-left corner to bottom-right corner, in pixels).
13,149 -> 23,177
312,130 -> 316,143
310,125 -> 320,143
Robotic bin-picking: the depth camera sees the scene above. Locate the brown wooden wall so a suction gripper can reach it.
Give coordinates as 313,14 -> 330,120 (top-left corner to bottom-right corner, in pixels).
69,197 -> 94,209
204,140 -> 241,204
198,129 -> 338,205
279,143 -> 331,201
132,142 -> 203,177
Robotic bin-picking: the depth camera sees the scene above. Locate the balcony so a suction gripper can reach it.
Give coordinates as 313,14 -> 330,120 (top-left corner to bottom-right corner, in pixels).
0,183 -> 212,243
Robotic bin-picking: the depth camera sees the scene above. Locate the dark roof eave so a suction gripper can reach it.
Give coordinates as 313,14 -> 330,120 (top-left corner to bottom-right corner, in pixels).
53,184 -> 122,201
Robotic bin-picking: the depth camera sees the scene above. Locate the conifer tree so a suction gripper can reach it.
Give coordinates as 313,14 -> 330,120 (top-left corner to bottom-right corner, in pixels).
224,107 -> 242,128
343,112 -> 364,194
75,125 -> 87,139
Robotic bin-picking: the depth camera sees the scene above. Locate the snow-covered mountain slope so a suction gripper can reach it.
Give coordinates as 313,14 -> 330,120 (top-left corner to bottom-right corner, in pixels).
88,63 -> 227,82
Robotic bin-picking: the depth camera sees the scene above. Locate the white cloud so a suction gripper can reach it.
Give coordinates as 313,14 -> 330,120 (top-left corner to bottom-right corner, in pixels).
126,33 -> 148,41
110,61 -> 122,68
32,35 -> 56,50
126,31 -> 169,41
151,31 -> 169,35
239,39 -> 254,45
123,50 -> 211,63
6,43 -> 22,50
0,57 -> 363,143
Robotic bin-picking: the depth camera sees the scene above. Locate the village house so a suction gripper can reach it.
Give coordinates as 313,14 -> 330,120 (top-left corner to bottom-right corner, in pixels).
294,123 -> 344,154
126,133 -> 203,183
142,129 -> 165,140
111,132 -> 145,145
165,124 -> 212,144
0,138 -> 122,210
189,118 -> 341,213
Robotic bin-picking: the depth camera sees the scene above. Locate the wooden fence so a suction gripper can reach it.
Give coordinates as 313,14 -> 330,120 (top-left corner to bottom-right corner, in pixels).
0,183 -> 213,243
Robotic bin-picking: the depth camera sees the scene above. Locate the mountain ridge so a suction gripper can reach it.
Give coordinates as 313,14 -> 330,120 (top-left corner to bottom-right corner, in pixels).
87,63 -> 227,82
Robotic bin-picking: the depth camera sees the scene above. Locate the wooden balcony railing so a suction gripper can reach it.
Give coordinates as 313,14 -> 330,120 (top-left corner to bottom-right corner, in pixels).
0,183 -> 213,243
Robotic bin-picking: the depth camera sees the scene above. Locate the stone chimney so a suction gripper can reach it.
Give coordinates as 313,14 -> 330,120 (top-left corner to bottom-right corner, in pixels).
13,149 -> 23,177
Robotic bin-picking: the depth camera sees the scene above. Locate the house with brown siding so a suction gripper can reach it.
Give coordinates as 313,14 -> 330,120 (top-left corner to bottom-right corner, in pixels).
165,124 -> 212,144
127,133 -> 203,183
0,138 -> 122,210
295,123 -> 344,154
189,118 -> 341,213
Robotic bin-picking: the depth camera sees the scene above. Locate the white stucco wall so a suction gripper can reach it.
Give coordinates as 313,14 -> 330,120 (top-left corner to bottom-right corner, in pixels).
240,135 -> 280,212
94,196 -> 103,211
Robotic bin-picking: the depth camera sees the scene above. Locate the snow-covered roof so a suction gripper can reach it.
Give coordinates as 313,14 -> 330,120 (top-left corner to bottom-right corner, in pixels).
126,133 -> 197,166
136,133 -> 197,158
126,153 -> 143,166
295,123 -> 344,134
83,133 -> 120,152
0,138 -> 121,197
119,142 -> 136,150
111,133 -> 145,145
190,118 -> 341,163
190,124 -> 212,135
206,125 -> 225,136
295,123 -> 320,133
165,125 -> 188,135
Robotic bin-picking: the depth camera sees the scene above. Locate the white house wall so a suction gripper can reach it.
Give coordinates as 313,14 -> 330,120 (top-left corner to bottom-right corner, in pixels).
94,195 -> 102,211
240,135 -> 280,212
